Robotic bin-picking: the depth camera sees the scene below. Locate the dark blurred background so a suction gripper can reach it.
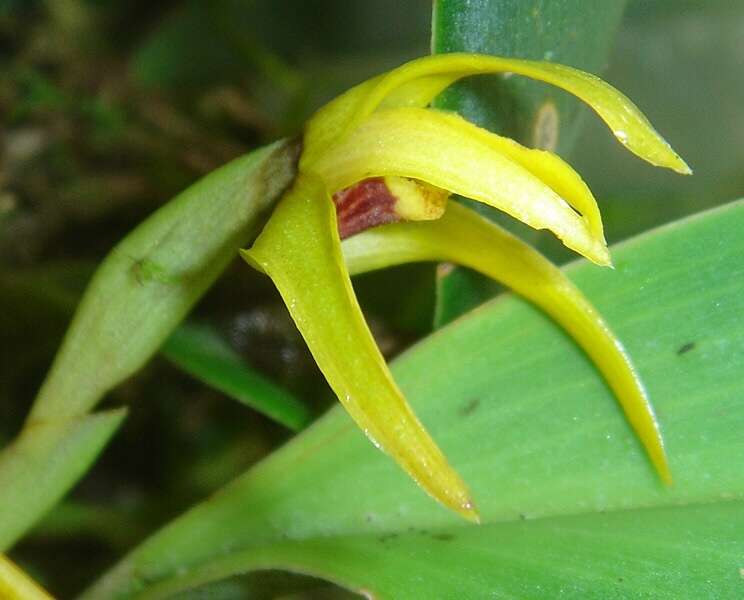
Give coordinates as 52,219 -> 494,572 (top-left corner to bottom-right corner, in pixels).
1,0 -> 742,596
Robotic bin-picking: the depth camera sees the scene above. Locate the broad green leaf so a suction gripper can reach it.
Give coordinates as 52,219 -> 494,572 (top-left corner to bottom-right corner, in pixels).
85,201 -> 744,598
0,409 -> 126,550
107,501 -> 744,600
0,140 -> 299,550
161,322 -> 310,432
432,0 -> 627,324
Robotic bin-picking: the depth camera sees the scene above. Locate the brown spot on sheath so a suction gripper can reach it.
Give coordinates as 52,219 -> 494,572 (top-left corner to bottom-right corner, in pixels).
333,178 -> 400,239
533,101 -> 559,151
677,341 -> 696,355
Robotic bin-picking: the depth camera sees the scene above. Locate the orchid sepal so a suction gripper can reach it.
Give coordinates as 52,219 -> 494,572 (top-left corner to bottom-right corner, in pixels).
241,174 -> 479,521
303,53 -> 691,176
342,203 -> 672,484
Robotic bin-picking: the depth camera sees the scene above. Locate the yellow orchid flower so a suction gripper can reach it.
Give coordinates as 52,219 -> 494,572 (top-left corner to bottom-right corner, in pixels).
241,53 -> 689,521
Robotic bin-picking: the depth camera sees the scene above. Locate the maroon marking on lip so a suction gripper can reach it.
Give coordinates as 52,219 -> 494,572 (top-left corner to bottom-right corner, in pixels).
332,178 -> 400,240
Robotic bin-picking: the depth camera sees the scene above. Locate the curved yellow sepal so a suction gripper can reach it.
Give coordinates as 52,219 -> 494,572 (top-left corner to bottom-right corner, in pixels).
311,106 -> 610,266
305,53 -> 690,175
241,174 -> 479,521
302,77 -> 381,168
342,203 -> 672,485
0,554 -> 54,600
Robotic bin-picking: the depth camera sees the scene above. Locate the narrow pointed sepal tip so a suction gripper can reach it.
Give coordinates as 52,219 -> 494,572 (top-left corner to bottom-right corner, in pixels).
657,458 -> 674,487
458,499 -> 481,524
660,149 -> 692,176
676,159 -> 693,176
586,243 -> 613,268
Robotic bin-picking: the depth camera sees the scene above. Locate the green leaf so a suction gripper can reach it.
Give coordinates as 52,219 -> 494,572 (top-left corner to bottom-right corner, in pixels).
432,0 -> 627,324
105,501 -> 744,599
161,322 -> 310,432
0,140 -> 299,550
0,410 -> 126,550
84,200 -> 744,598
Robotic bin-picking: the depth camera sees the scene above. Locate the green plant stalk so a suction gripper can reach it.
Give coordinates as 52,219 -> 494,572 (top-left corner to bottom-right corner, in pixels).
0,140 -> 299,551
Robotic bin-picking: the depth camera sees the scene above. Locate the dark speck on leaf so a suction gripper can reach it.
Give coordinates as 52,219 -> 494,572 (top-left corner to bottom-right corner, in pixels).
430,532 -> 455,542
519,513 -> 526,520
677,341 -> 696,355
377,532 -> 398,544
458,398 -> 480,417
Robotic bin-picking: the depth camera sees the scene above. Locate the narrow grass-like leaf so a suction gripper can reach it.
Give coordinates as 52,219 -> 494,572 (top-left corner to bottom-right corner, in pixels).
161,322 -> 310,431
85,201 -> 744,599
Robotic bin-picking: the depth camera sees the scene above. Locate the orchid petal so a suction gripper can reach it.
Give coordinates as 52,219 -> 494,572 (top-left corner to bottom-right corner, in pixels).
311,106 -> 611,265
429,114 -> 607,245
242,174 -> 478,520
342,202 -> 672,484
347,53 -> 690,174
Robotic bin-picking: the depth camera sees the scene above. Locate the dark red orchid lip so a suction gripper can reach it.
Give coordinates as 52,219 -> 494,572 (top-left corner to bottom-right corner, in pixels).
333,178 -> 401,240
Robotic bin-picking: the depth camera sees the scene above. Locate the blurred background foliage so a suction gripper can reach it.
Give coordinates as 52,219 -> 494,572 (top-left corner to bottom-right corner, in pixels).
0,0 -> 742,596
